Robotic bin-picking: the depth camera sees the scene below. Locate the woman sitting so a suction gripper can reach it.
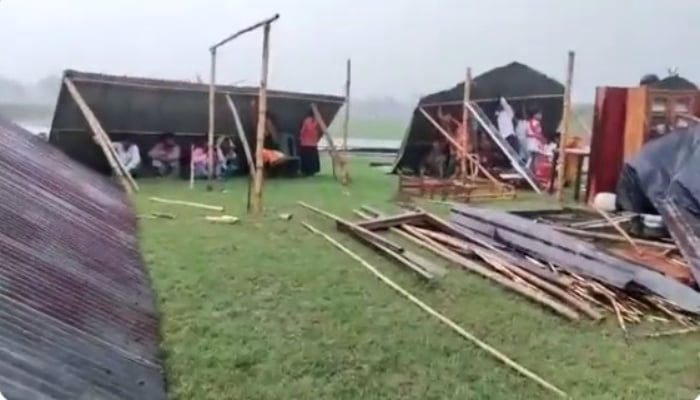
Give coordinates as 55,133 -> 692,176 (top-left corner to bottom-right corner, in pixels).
190,143 -> 211,178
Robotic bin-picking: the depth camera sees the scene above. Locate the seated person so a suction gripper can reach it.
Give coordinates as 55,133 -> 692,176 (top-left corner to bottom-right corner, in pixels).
420,139 -> 447,178
190,143 -> 210,178
148,133 -> 181,176
113,140 -> 141,175
216,136 -> 238,177
251,99 -> 291,168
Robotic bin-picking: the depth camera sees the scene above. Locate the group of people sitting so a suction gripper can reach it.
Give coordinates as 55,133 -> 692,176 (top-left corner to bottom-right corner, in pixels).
110,102 -> 325,179
421,97 -> 553,178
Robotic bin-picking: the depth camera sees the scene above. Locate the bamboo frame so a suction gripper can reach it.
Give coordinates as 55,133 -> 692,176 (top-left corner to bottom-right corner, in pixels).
417,106 -> 505,189
207,14 -> 280,199
556,51 -> 575,201
421,93 -> 565,109
63,78 -> 138,194
311,103 -> 350,185
251,22 -> 272,214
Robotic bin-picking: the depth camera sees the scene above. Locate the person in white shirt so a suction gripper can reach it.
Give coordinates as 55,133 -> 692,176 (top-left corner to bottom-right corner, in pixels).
113,140 -> 141,175
495,97 -> 519,154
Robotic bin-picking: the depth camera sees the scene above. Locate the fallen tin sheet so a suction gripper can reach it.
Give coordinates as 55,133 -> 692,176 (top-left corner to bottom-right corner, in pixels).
449,204 -> 700,314
0,115 -> 166,400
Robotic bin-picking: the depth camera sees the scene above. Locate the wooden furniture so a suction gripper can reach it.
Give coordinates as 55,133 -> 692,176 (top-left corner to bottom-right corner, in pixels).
623,87 -> 700,161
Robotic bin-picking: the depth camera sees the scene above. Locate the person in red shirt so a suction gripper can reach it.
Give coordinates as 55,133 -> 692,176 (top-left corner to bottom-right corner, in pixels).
299,109 -> 322,176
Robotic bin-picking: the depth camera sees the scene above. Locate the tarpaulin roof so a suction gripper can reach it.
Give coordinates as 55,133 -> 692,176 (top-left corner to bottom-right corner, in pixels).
49,70 -> 345,173
617,126 -> 700,284
0,114 -> 166,399
393,62 -> 565,173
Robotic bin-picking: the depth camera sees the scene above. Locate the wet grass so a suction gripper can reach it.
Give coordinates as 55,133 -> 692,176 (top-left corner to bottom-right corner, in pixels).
135,158 -> 699,400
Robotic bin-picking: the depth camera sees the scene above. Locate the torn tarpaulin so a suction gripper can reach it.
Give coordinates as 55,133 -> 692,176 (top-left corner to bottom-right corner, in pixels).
449,204 -> 700,314
616,127 -> 700,285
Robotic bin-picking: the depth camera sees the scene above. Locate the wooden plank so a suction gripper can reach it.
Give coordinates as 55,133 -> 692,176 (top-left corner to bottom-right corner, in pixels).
355,212 -> 426,231
623,86 -> 648,161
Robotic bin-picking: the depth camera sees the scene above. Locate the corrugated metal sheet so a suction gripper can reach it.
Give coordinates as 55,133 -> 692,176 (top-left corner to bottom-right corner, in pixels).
0,115 -> 166,400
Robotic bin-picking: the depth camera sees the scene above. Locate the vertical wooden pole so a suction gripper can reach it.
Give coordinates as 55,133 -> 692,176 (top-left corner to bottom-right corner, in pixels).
207,48 -> 217,181
461,67 -> 472,180
251,23 -> 271,214
342,59 -> 352,155
556,51 -> 575,201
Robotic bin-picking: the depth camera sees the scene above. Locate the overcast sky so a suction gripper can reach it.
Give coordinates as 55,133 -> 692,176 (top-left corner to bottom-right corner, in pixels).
1,0 -> 699,102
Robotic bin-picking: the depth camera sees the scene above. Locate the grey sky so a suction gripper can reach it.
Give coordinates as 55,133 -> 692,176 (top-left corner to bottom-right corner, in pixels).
1,0 -> 699,102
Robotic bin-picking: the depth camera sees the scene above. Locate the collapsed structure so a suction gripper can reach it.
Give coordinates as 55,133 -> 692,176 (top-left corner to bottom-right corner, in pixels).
392,62 -> 564,174
0,115 -> 166,399
49,70 -> 345,175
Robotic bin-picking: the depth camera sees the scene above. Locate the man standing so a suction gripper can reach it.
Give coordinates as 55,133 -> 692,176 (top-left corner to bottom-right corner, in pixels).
298,109 -> 322,176
495,97 -> 519,154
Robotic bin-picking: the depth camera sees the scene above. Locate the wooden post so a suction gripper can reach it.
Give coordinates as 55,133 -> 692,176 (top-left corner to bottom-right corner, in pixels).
207,49 -> 217,181
342,59 -> 352,155
461,67 -> 472,180
63,78 -> 137,193
556,51 -> 575,201
225,94 -> 255,176
251,23 -> 272,214
311,103 -> 349,185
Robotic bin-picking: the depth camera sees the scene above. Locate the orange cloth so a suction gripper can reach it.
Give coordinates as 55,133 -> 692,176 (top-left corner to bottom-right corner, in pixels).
262,148 -> 285,165
299,117 -> 320,147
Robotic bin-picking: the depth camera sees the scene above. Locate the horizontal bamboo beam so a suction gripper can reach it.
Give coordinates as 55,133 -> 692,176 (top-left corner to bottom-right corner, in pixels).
210,14 -> 280,50
64,76 -> 346,104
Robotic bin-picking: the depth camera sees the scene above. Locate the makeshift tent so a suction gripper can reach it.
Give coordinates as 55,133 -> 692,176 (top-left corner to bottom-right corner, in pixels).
49,70 -> 345,174
0,114 -> 165,399
393,62 -> 565,173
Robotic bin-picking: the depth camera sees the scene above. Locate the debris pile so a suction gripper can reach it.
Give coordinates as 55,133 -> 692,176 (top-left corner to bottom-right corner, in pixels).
301,202 -> 700,330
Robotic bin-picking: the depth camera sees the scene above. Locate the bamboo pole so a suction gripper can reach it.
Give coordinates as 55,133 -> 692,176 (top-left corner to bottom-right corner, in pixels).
207,48 -> 217,181
189,144 -> 195,189
63,78 -> 137,193
311,103 -> 350,185
556,51 -> 575,201
343,59 -> 352,155
460,67 -> 471,181
225,94 -> 255,176
149,196 -> 224,211
210,14 -> 280,49
302,221 -> 568,398
251,22 -> 272,214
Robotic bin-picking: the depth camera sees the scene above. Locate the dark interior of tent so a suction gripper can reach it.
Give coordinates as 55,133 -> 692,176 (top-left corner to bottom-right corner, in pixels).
393,62 -> 565,174
49,70 -> 344,176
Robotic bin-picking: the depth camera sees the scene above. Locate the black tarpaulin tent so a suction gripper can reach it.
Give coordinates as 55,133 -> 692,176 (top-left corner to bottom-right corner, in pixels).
49,70 -> 345,174
392,62 -> 565,173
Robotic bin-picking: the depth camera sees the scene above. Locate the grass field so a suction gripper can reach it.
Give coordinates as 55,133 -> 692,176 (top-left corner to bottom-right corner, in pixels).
135,158 -> 698,400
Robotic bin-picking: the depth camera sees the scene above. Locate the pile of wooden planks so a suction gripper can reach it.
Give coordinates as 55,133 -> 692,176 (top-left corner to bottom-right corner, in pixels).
299,202 -> 700,331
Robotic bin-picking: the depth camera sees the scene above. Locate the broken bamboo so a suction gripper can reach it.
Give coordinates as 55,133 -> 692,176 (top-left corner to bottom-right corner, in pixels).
301,221 -> 568,398
149,197 -> 224,212
311,103 -> 349,184
401,225 -> 582,321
